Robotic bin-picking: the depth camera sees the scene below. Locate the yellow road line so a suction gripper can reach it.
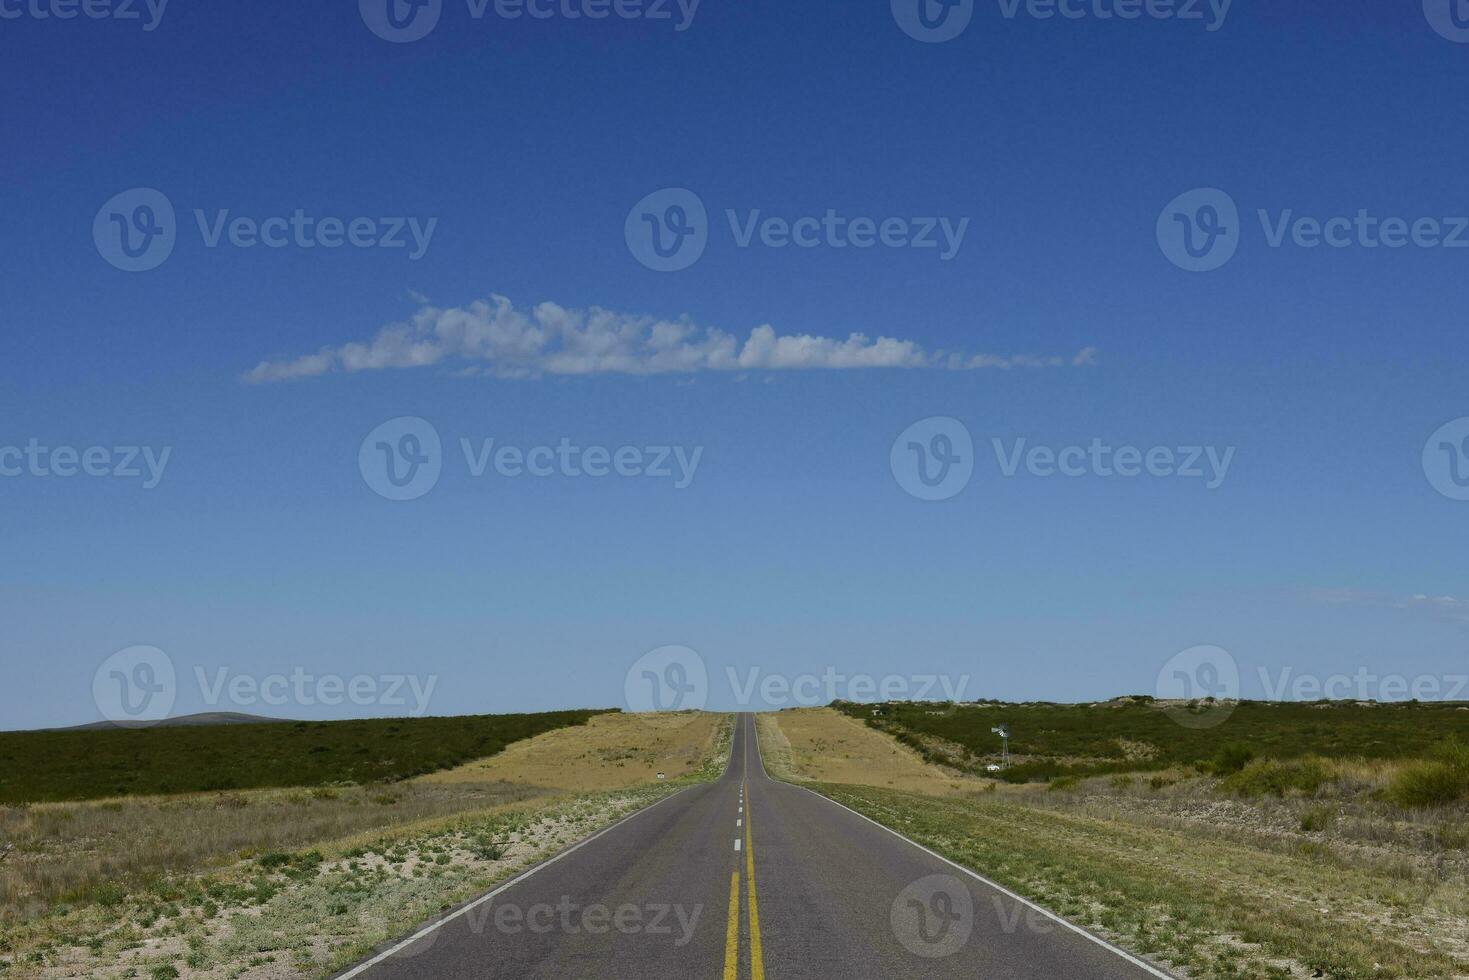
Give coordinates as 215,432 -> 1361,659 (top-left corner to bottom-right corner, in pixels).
723,870 -> 741,980
745,784 -> 765,980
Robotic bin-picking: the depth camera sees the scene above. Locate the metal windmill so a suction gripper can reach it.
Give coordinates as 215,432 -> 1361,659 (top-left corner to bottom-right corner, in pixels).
991,724 -> 1010,769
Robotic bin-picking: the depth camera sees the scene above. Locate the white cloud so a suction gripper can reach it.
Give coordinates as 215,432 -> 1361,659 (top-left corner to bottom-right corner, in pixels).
1309,588 -> 1469,625
243,294 -> 1097,384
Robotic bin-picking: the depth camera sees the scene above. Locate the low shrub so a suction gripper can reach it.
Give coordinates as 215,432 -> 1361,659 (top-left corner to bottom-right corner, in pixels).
1385,739 -> 1469,809
1221,757 -> 1333,798
1212,742 -> 1256,775
1299,805 -> 1332,832
1386,762 -> 1467,809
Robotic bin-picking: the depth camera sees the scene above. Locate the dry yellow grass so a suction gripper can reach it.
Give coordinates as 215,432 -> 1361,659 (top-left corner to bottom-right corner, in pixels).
757,708 -> 983,796
417,711 -> 727,792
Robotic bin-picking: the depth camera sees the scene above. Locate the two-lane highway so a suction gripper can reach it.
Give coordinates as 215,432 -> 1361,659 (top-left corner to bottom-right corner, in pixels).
337,714 -> 1175,979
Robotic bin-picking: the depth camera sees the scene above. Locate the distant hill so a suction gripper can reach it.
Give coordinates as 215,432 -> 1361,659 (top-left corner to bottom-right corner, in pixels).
59,712 -> 292,731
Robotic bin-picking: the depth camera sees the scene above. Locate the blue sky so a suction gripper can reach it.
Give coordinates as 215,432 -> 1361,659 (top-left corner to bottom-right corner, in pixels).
4,0 -> 1469,728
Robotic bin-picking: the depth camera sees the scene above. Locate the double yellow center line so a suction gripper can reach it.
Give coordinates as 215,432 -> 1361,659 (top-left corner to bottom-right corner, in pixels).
724,718 -> 766,979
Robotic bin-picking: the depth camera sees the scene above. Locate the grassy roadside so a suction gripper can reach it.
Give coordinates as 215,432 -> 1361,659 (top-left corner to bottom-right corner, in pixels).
815,782 -> 1467,979
0,713 -> 734,979
758,708 -> 1467,979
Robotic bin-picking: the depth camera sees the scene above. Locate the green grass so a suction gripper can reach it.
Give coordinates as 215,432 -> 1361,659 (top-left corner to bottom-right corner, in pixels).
0,709 -> 613,804
839,698 -> 1469,785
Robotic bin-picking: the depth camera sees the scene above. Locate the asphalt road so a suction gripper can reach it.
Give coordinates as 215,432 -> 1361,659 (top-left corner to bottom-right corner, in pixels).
336,714 -> 1174,979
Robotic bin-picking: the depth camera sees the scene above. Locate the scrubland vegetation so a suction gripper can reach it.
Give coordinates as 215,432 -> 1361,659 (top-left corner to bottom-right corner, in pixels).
0,710 -> 611,804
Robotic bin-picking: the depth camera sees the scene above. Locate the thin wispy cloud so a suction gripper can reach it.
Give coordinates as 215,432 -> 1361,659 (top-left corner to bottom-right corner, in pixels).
1308,588 -> 1469,626
242,294 -> 1098,384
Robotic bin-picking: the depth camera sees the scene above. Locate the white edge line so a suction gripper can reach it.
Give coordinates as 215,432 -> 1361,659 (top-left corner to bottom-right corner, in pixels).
788,784 -> 1177,980
746,712 -> 1173,980
338,711 -> 743,979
